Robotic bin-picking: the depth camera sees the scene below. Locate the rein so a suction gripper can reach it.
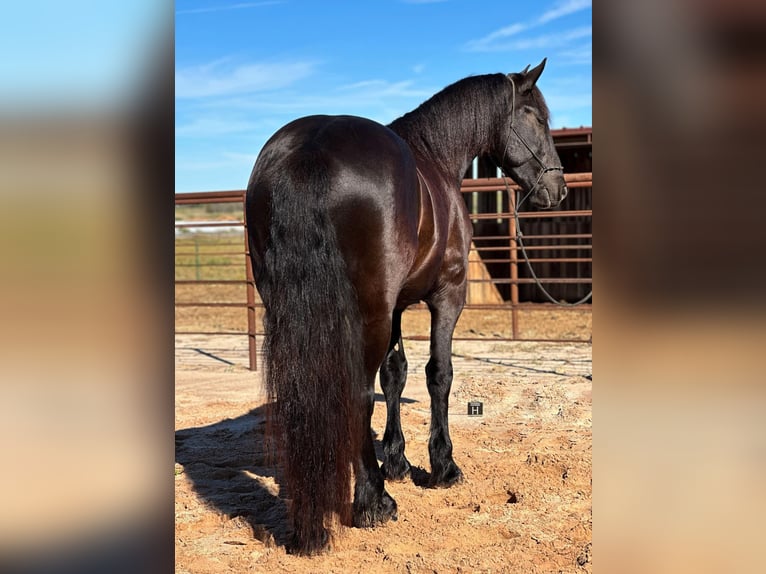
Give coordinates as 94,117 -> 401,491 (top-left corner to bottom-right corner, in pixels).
500,77 -> 592,307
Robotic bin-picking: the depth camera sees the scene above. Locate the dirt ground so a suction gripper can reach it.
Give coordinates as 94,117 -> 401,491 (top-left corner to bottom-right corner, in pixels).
175,309 -> 592,573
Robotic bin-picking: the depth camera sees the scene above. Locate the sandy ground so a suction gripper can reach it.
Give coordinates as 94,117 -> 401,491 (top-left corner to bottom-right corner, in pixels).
175,311 -> 591,573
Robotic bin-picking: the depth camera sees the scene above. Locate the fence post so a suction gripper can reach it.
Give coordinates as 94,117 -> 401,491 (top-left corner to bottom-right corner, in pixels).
508,184 -> 519,339
243,197 -> 258,371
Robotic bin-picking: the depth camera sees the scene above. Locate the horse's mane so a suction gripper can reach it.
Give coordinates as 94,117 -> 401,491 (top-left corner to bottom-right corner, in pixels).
388,73 -> 550,167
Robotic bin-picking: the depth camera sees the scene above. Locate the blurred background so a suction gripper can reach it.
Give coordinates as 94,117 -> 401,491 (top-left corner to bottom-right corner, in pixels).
0,2 -> 173,572
597,1 -> 766,573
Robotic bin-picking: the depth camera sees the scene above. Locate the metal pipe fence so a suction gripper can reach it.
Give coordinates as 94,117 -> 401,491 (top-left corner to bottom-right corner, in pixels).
175,173 -> 592,369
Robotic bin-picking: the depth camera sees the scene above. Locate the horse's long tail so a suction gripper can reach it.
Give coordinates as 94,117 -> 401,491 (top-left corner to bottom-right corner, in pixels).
254,156 -> 366,555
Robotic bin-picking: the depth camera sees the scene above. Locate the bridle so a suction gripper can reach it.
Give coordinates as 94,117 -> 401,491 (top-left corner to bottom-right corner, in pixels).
499,76 -> 592,307
502,75 -> 564,203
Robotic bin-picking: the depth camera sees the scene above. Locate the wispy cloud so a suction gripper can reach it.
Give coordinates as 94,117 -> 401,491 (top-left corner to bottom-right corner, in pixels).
464,23 -> 528,52
175,117 -> 264,137
544,91 -> 592,112
558,42 -> 592,65
538,74 -> 592,127
466,26 -> 591,53
538,0 -> 591,24
176,58 -> 316,98
505,26 -> 592,51
221,150 -> 260,165
464,0 -> 591,53
188,76 -> 436,126
337,79 -> 431,99
175,149 -> 260,170
176,1 -> 284,16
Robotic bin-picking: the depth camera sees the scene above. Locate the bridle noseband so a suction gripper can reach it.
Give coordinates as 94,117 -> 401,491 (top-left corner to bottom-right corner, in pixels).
503,76 -> 563,201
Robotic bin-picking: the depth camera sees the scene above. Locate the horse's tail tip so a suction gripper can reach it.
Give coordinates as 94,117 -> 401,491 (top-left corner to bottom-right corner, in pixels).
287,528 -> 332,557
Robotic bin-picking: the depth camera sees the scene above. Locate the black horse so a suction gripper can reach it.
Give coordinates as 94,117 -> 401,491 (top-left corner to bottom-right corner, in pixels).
245,59 -> 566,555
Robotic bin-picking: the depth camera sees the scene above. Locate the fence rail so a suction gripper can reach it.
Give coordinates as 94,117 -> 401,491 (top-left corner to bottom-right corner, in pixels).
175,173 -> 592,369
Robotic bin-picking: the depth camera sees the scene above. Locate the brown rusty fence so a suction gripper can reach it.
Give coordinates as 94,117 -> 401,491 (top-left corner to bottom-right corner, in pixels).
175,173 -> 591,369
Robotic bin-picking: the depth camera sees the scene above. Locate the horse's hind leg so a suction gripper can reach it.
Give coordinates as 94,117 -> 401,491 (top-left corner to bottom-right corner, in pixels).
353,316 -> 398,527
380,309 -> 412,481
425,286 -> 465,487
353,384 -> 398,527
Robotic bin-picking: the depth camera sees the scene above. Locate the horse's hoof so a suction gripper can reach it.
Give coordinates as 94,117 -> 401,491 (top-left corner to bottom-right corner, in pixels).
382,457 -> 411,482
429,462 -> 464,488
381,490 -> 398,522
353,491 -> 398,528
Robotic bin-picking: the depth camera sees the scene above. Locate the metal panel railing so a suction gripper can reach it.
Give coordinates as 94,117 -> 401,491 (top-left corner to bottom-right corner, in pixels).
175,172 -> 592,369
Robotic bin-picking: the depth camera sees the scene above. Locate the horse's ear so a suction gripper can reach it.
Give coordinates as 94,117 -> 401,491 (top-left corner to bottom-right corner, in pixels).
519,58 -> 546,93
507,65 -> 530,87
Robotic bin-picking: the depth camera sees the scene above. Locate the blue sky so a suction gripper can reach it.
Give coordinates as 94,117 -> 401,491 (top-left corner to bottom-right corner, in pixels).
176,0 -> 591,192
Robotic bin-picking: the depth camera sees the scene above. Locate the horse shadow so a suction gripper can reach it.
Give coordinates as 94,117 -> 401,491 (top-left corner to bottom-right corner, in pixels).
176,393 -> 428,550
175,405 -> 291,548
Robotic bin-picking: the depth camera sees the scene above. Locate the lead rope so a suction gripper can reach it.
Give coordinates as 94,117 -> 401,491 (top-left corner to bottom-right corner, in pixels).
502,77 -> 592,307
508,182 -> 593,306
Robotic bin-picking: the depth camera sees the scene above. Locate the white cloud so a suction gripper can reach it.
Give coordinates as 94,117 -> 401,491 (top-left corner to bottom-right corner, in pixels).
538,0 -> 592,24
175,59 -> 316,99
463,0 -> 591,53
337,79 -> 431,99
558,42 -> 592,65
538,74 -> 592,126
180,76 -> 437,130
544,91 -> 592,111
464,23 -> 527,52
176,2 -> 284,16
221,151 -> 260,165
465,24 -> 591,53
175,150 -> 259,171
508,26 -> 592,51
175,117 -> 264,137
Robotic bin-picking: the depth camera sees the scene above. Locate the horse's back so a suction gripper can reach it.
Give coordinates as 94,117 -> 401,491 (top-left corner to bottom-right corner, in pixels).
251,114 -> 412,177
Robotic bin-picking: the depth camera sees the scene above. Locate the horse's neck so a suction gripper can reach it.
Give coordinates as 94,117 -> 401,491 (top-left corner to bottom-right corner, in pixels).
400,123 -> 486,186
400,118 -> 492,187
390,80 -> 500,183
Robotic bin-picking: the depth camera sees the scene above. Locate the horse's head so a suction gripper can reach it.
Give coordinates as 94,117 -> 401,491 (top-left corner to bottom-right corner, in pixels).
494,59 -> 567,209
